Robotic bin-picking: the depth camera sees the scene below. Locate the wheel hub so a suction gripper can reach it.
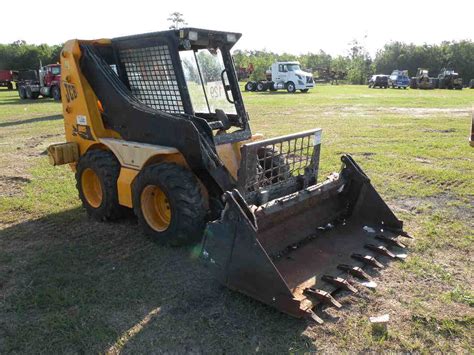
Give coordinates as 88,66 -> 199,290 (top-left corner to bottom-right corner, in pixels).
82,168 -> 103,208
141,185 -> 171,232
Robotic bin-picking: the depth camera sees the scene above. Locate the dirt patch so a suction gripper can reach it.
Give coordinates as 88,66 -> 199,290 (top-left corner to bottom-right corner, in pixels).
0,175 -> 31,197
397,173 -> 468,190
422,128 -> 456,133
25,133 -> 62,149
392,193 -> 473,226
332,106 -> 470,118
414,157 -> 432,164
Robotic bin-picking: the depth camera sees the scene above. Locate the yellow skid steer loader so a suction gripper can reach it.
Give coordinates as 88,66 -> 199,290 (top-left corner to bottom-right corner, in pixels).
48,28 -> 409,322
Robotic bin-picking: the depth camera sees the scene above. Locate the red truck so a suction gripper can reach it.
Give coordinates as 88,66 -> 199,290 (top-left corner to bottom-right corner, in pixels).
0,70 -> 14,90
17,64 -> 61,100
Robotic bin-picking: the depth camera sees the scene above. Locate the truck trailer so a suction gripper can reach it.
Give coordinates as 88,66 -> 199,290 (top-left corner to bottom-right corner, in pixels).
0,70 -> 14,90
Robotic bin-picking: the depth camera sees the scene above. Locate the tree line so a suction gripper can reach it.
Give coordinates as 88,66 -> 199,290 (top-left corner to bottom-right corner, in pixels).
233,40 -> 474,84
1,39 -> 473,84
0,41 -> 62,71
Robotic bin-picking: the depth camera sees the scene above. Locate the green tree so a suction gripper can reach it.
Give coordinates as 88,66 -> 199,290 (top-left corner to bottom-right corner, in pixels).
167,12 -> 187,30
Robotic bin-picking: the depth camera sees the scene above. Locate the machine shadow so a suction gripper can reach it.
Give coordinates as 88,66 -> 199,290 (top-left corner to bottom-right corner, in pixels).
0,208 -> 317,353
0,97 -> 58,106
0,114 -> 63,128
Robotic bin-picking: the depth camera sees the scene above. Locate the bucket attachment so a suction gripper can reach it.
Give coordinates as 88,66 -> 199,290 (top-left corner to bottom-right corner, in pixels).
202,129 -> 409,322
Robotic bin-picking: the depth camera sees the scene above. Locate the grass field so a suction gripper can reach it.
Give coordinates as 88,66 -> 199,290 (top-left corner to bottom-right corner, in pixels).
0,86 -> 473,353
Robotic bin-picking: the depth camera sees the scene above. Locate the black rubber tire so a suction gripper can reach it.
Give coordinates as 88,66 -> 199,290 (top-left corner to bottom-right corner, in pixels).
257,147 -> 291,183
26,87 -> 39,99
245,81 -> 255,92
7,82 -> 13,90
18,87 -> 27,99
286,81 -> 296,93
51,85 -> 61,101
256,81 -> 266,92
133,163 -> 206,246
76,150 -> 124,221
300,89 -> 309,93
439,78 -> 445,89
269,82 -> 277,91
26,87 -> 33,99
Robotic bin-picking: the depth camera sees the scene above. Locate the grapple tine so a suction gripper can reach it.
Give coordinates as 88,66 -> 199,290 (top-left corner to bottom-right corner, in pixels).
304,288 -> 342,308
337,264 -> 373,280
375,234 -> 406,248
365,244 -> 396,259
322,275 -> 358,293
351,254 -> 384,268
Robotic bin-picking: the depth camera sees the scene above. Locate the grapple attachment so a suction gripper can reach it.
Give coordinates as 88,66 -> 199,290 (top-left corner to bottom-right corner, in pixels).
201,130 -> 409,322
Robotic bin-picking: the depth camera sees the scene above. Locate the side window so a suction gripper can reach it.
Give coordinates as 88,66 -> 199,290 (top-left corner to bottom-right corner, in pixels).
279,64 -> 283,72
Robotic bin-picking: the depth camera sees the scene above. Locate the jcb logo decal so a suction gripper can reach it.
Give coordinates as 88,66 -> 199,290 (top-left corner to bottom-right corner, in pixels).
63,82 -> 78,103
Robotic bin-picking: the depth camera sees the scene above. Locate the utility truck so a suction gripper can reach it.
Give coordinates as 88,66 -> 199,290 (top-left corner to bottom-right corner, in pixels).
245,61 -> 314,93
17,64 -> 61,100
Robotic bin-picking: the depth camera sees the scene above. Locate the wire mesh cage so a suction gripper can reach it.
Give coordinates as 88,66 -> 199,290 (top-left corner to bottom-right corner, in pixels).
239,129 -> 322,198
119,45 -> 185,114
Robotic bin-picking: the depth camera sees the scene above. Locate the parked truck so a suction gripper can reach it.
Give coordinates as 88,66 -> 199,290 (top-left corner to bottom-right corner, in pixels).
0,70 -> 15,90
389,70 -> 410,89
438,68 -> 463,90
245,61 -> 314,93
17,64 -> 61,100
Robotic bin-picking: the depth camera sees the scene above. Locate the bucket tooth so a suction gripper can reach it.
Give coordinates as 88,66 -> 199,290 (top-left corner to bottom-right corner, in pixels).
365,244 -> 396,259
322,275 -> 358,293
351,254 -> 384,268
308,310 -> 324,324
385,228 -> 413,239
375,235 -> 406,248
304,288 -> 342,308
337,264 -> 373,280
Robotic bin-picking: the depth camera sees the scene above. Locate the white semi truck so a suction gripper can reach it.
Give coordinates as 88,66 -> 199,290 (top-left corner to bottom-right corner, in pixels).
244,61 -> 315,93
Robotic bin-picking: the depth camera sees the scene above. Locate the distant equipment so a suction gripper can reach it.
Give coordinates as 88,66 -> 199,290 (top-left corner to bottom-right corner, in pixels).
17,64 -> 61,100
410,68 -> 433,90
388,70 -> 409,89
438,68 -> 463,90
236,63 -> 254,81
245,61 -> 315,93
0,70 -> 15,90
368,75 -> 388,89
313,67 -> 347,85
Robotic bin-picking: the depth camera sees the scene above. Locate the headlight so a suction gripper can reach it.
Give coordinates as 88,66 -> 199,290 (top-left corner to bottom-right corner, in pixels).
226,33 -> 237,43
188,31 -> 198,41
296,74 -> 302,80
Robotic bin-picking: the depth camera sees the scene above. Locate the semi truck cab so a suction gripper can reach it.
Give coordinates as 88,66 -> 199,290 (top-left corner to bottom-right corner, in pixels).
268,61 -> 314,92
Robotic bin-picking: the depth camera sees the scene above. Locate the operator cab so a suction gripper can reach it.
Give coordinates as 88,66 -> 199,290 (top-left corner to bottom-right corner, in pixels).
107,28 -> 250,144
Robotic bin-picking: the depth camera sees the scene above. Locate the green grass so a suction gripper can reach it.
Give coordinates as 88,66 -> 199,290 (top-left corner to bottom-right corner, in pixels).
0,86 -> 473,353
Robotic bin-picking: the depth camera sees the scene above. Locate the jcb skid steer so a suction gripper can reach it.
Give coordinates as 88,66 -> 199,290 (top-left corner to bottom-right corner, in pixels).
48,28 -> 409,322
